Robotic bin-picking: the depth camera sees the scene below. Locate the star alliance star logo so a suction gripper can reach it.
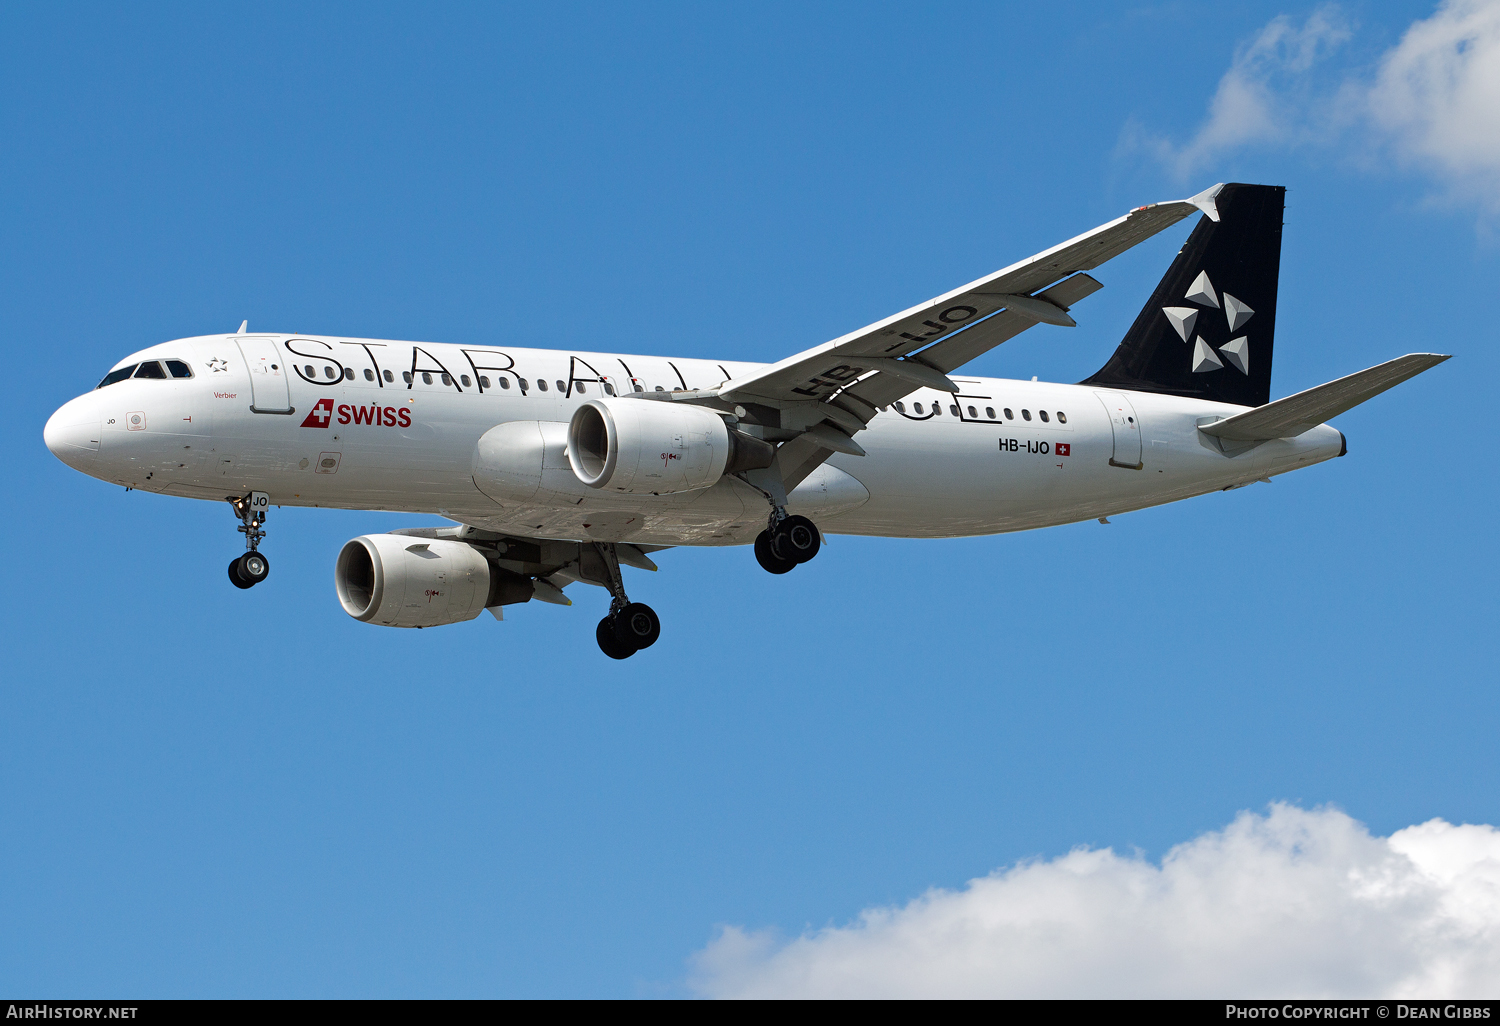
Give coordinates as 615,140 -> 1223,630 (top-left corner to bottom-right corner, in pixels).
1162,270 -> 1253,375
207,357 -> 230,373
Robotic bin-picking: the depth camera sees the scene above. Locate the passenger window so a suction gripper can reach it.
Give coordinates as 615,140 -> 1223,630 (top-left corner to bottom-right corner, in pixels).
1039,410 -> 1049,423
134,361 -> 166,379
422,372 -> 433,385
1057,411 -> 1067,424
363,369 -> 375,381
441,373 -> 452,386
1004,408 -> 1013,420
948,405 -> 957,417
303,364 -> 315,377
518,378 -> 529,390
985,407 -> 995,419
537,379 -> 548,391
603,383 -> 615,396
556,380 -> 566,392
402,372 -> 413,384
325,366 -> 338,379
894,401 -> 905,413
654,385 -> 665,392
479,376 -> 491,388
499,377 -> 511,389
166,360 -> 193,379
913,402 -> 924,414
967,406 -> 977,418
383,370 -> 394,383
97,365 -> 138,388
577,382 -> 586,394
461,374 -> 471,387
1022,409 -> 1032,421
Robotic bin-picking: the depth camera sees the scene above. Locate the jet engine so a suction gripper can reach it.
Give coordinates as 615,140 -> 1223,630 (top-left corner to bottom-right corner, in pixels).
335,534 -> 496,628
566,398 -> 773,494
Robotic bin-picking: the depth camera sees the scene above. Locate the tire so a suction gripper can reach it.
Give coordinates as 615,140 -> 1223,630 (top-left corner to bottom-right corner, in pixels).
755,530 -> 797,574
612,602 -> 661,650
774,516 -> 820,564
235,551 -> 270,586
597,617 -> 635,659
228,558 -> 254,589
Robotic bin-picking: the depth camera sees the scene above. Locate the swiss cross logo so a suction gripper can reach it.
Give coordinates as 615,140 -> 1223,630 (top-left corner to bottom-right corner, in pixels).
300,398 -> 335,428
1055,443 -> 1071,457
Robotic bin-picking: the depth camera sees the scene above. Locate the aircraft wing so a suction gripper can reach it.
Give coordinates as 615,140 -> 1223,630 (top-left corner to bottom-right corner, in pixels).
714,183 -> 1225,488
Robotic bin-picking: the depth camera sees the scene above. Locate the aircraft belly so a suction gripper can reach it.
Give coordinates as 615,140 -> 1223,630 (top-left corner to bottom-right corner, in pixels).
456,475 -> 762,545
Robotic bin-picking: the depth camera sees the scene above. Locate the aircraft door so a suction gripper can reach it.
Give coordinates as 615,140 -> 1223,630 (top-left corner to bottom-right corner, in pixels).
236,338 -> 293,413
1094,391 -> 1142,469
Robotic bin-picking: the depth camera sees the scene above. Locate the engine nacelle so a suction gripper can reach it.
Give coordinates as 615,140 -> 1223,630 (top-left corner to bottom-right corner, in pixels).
335,534 -> 492,628
567,398 -> 733,494
472,419 -> 594,506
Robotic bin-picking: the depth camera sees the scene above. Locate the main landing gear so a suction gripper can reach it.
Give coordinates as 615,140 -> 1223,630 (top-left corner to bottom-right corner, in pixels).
592,542 -> 660,660
226,492 -> 271,590
754,511 -> 821,575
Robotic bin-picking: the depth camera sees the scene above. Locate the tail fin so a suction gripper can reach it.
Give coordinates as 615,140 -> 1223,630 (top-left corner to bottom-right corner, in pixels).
1082,183 -> 1285,407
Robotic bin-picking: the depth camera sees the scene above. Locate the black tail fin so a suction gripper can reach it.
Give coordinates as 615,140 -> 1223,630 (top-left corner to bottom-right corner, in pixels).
1082,183 -> 1285,407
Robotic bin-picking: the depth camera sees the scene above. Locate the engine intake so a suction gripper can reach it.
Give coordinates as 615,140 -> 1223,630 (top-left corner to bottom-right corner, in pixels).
567,398 -> 772,494
335,534 -> 494,628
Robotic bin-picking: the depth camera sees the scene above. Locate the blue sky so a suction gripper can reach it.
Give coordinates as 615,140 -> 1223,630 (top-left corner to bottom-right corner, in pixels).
3,0 -> 1497,998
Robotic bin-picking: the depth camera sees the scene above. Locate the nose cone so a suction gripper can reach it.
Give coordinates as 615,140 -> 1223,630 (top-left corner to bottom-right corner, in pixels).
44,396 -> 101,470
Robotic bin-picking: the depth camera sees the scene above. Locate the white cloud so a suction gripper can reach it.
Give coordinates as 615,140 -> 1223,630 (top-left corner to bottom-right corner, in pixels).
1150,5 -> 1353,178
1365,0 -> 1500,210
1137,0 -> 1500,216
689,804 -> 1500,998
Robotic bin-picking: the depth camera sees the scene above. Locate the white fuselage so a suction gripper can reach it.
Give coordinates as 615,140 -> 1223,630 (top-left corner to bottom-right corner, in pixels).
44,334 -> 1344,546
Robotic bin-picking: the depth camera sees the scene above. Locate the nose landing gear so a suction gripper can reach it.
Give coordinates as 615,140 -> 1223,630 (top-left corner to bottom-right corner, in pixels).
226,492 -> 271,589
754,510 -> 821,574
592,542 -> 660,659
228,550 -> 270,589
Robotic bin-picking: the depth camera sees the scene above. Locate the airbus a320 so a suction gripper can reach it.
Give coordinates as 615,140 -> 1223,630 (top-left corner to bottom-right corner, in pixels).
43,184 -> 1447,658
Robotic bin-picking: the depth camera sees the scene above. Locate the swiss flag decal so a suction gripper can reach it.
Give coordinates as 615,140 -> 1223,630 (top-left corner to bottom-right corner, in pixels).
301,398 -> 335,428
1055,443 -> 1071,457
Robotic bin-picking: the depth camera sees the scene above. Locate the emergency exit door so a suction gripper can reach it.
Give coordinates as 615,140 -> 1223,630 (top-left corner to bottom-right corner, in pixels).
236,338 -> 293,413
1094,391 -> 1142,469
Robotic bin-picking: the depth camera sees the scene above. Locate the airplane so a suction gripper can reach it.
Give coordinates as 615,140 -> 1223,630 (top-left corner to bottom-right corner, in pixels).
43,183 -> 1448,658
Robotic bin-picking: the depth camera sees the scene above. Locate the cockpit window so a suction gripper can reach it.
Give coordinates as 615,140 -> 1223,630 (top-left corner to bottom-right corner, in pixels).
165,360 -> 193,379
97,365 -> 138,388
134,361 -> 167,379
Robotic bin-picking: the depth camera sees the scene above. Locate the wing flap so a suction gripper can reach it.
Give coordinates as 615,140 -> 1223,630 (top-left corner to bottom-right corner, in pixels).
1198,354 -> 1451,441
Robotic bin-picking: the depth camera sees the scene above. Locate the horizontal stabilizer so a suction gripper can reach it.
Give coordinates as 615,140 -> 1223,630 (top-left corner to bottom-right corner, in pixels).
1199,353 -> 1450,441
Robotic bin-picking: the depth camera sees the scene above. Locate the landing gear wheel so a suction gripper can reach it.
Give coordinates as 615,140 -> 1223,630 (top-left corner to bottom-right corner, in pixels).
597,617 -> 636,659
232,551 -> 270,587
228,558 -> 255,589
612,602 -> 661,650
755,530 -> 797,574
238,551 -> 270,585
774,515 -> 821,564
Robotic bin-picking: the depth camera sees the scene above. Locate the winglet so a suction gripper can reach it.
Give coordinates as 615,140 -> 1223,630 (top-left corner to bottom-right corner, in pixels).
1187,183 -> 1225,223
236,320 -> 248,334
